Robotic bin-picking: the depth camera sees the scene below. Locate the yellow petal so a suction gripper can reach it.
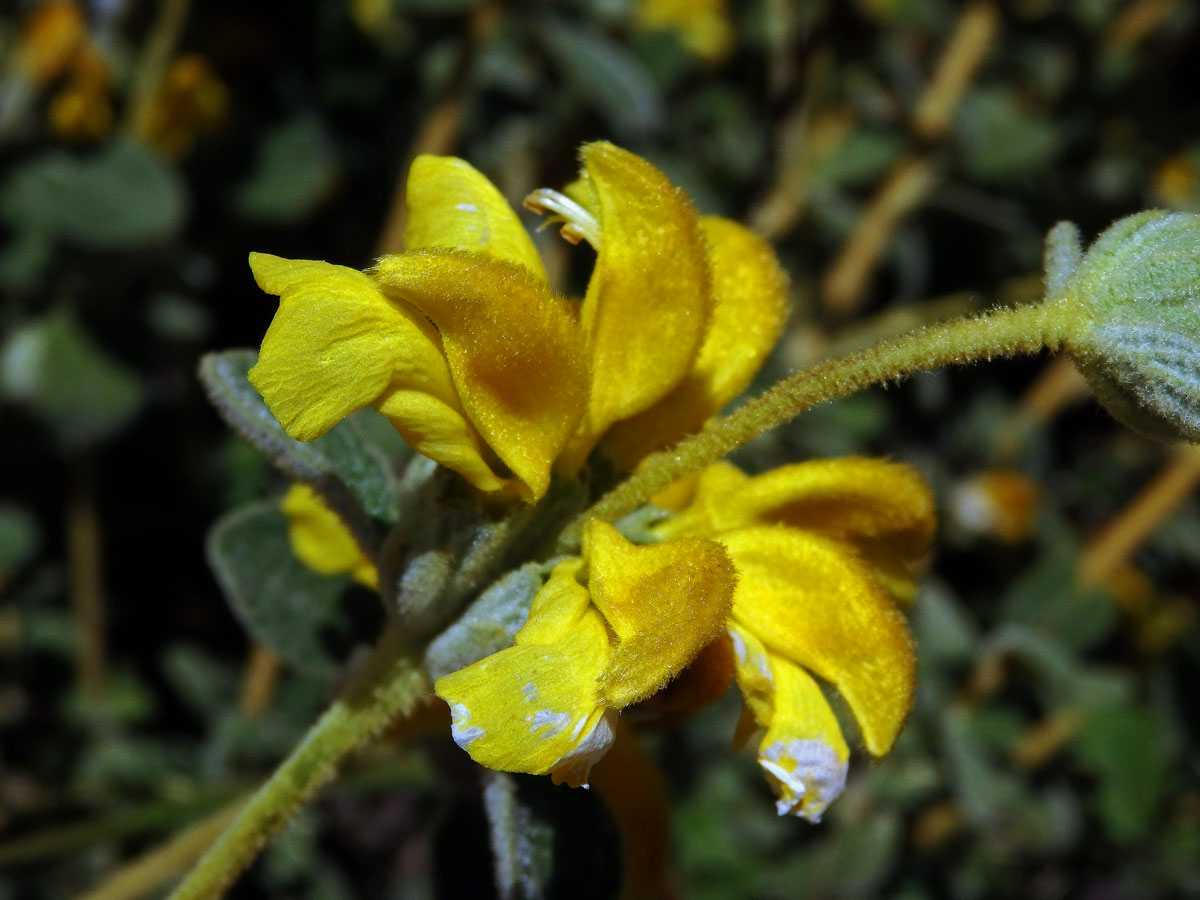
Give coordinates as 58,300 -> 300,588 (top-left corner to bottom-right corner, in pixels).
280,484 -> 378,590
435,606 -> 615,784
373,250 -> 588,501
375,388 -> 509,494
635,0 -> 734,63
729,625 -> 849,821
583,519 -> 735,707
651,461 -> 749,537
247,253 -> 455,441
405,155 -> 548,283
722,526 -> 915,756
514,558 -> 590,646
572,142 -> 710,447
710,458 -> 936,558
603,217 -> 788,467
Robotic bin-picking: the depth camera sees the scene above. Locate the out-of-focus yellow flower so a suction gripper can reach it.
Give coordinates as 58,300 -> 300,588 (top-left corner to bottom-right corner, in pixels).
654,457 -> 935,820
137,54 -> 229,157
249,142 -> 786,502
949,468 -> 1040,543
1151,153 -> 1199,211
634,0 -> 734,63
47,46 -> 111,142
281,484 -> 378,590
434,519 -> 735,786
15,0 -> 87,85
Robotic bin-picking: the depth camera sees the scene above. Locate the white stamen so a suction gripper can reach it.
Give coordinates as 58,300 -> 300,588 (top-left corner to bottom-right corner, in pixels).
523,188 -> 602,249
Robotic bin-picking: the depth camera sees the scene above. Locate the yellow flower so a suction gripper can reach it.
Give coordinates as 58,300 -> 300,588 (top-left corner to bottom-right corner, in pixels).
136,54 -> 229,157
654,457 -> 935,820
248,142 -> 786,502
634,0 -> 734,63
434,519 -> 735,786
281,484 -> 378,590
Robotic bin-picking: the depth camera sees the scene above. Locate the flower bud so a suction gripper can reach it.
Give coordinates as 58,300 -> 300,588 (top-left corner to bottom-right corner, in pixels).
1054,211 -> 1200,443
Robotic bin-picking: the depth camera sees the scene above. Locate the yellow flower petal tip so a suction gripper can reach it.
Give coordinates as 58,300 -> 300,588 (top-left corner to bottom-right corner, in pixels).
730,625 -> 850,821
570,141 -> 711,445
405,155 -> 547,282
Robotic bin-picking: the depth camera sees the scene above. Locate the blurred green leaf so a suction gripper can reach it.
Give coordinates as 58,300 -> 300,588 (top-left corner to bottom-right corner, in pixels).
913,582 -> 979,668
162,645 -> 238,722
536,20 -> 664,138
0,503 -> 39,579
815,129 -> 906,189
0,308 -> 143,447
999,537 -> 1117,651
955,88 -> 1061,183
0,139 -> 186,248
235,115 -> 339,223
206,499 -> 352,677
1072,703 -> 1167,843
482,771 -> 555,900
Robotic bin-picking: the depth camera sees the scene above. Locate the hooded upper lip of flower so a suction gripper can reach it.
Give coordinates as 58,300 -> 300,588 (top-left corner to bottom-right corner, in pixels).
246,141 -> 787,502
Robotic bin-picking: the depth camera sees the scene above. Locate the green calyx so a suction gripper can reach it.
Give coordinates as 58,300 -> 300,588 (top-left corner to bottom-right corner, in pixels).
1048,211 -> 1200,443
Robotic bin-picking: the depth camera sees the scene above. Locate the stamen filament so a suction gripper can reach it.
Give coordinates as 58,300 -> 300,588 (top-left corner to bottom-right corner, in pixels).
524,188 -> 602,249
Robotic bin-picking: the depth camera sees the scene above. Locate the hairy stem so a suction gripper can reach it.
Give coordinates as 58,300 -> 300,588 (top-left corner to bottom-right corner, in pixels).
561,301 -> 1063,550
166,626 -> 428,900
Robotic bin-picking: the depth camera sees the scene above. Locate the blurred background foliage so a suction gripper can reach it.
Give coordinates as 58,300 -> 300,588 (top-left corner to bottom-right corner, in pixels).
1,0 -> 1199,897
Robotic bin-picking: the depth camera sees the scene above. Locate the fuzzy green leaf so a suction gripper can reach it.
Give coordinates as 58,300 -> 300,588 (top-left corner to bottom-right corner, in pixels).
206,500 -> 351,677
198,350 -> 404,523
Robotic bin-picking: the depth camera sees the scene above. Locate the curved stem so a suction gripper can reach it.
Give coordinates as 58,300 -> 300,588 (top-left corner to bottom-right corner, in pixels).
166,626 -> 428,900
560,301 -> 1064,550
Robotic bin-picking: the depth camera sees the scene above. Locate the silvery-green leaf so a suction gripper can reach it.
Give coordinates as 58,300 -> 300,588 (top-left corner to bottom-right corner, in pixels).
206,500 -> 351,677
425,563 -> 543,681
198,350 -> 404,523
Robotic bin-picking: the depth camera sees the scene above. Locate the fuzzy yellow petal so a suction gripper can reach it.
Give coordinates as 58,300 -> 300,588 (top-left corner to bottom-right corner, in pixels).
572,142 -> 710,445
583,519 -> 736,708
722,526 -> 915,756
729,625 -> 849,821
714,458 -> 936,557
514,558 -> 590,646
603,217 -> 788,467
435,602 -> 615,784
651,461 -> 749,537
247,253 -> 457,436
281,484 -> 378,590
405,155 -> 548,283
373,250 -> 588,501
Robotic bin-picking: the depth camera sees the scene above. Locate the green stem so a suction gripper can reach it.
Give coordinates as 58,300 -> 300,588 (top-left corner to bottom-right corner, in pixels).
560,301 -> 1064,550
165,626 -> 428,900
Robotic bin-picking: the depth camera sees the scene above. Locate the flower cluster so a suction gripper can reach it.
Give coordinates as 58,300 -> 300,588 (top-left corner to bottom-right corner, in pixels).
249,141 -> 786,501
258,142 -> 935,820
